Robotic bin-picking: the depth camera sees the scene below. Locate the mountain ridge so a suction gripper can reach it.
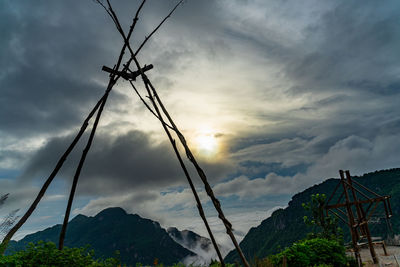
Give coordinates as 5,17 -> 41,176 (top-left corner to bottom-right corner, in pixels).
6,207 -> 195,265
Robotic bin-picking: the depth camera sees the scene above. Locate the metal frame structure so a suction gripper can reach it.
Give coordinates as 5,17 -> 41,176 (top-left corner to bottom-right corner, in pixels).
325,170 -> 392,266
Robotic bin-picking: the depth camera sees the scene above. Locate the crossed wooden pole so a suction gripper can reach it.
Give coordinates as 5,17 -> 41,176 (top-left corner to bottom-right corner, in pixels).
0,1 -> 250,266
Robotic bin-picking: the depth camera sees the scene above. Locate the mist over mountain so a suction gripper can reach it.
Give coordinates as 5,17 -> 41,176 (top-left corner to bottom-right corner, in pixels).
167,227 -> 230,265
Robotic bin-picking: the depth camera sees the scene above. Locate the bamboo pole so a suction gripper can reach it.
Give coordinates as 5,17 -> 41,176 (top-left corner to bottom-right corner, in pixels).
58,0 -> 147,250
58,80 -> 113,250
102,2 -> 226,265
108,2 -> 249,263
0,91 -> 107,254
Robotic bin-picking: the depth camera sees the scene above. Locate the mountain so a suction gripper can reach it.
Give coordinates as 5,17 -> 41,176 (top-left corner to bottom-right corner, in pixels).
225,168 -> 400,263
167,227 -> 230,265
6,207 -> 195,265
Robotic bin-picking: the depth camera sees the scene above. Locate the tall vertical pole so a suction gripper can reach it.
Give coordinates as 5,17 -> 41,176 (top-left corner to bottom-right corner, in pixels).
346,171 -> 364,239
339,170 -> 362,266
346,171 -> 378,264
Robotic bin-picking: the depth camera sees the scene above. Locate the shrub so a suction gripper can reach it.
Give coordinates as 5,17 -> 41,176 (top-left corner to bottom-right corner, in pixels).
269,238 -> 348,267
302,194 -> 343,242
0,241 -> 120,267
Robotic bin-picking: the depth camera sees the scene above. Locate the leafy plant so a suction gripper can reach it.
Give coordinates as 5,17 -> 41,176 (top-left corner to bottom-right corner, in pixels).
208,260 -> 237,267
302,193 -> 343,242
265,194 -> 354,267
269,238 -> 348,267
0,241 -> 121,267
249,256 -> 275,267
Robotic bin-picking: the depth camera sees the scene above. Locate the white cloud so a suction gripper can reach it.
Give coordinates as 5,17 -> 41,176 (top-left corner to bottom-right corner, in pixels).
219,133 -> 400,200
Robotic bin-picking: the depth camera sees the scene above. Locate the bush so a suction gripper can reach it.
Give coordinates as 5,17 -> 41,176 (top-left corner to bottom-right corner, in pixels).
302,194 -> 343,243
0,241 -> 120,267
269,238 -> 348,267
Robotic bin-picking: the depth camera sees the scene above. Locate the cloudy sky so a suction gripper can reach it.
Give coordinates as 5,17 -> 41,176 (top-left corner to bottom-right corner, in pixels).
1,0 -> 400,250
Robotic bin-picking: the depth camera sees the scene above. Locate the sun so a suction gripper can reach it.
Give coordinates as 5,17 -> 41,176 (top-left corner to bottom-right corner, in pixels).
194,128 -> 219,156
197,134 -> 217,152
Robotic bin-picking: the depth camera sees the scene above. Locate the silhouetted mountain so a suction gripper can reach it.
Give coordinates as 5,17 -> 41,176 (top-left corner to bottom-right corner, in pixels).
225,168 -> 400,263
6,207 -> 194,265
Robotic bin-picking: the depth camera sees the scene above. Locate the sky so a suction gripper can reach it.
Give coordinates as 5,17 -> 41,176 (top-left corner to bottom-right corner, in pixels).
1,0 -> 400,252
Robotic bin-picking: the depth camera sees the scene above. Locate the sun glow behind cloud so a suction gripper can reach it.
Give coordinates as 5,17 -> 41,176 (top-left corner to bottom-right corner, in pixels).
196,133 -> 217,156
193,126 -> 219,158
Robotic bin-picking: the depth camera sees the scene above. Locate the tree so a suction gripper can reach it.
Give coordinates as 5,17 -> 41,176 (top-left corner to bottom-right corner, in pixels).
302,193 -> 343,242
269,237 -> 348,267
267,194 -> 355,267
0,241 -> 121,267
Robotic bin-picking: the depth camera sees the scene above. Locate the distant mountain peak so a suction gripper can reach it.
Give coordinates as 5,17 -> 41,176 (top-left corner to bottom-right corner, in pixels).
70,214 -> 88,224
94,207 -> 127,218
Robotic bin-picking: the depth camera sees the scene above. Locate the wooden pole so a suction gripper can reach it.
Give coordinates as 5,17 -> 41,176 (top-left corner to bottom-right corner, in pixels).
99,1 -> 227,265
58,0 -> 148,250
339,170 -> 362,266
58,80 -> 113,250
0,90 -> 111,254
346,171 -> 378,264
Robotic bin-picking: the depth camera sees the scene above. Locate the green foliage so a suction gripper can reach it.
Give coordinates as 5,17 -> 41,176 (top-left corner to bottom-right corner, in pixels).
0,241 -> 121,267
269,238 -> 348,267
208,260 -> 236,267
302,193 -> 343,242
262,195 -> 352,266
250,256 -> 275,267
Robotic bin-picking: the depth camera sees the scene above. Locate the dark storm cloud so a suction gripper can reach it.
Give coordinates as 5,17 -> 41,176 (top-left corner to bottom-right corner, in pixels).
0,0 -> 181,138
22,130 -> 233,196
0,0 -> 121,137
285,0 -> 400,95
0,0 -> 226,139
